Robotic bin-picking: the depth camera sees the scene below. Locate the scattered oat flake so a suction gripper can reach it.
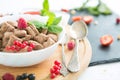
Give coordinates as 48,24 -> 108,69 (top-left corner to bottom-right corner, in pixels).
70,10 -> 76,15
94,21 -> 98,25
117,35 -> 120,40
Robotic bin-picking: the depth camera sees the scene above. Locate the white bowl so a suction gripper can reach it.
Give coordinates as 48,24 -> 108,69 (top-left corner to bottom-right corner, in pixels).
0,13 -> 70,67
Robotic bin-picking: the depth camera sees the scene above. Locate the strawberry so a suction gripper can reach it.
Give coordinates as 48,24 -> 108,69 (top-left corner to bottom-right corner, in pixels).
18,18 -> 28,29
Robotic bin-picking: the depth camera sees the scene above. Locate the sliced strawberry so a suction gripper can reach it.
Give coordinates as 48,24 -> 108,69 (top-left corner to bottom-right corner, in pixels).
18,18 -> 28,29
100,35 -> 113,46
61,8 -> 69,12
72,16 -> 82,22
83,16 -> 93,24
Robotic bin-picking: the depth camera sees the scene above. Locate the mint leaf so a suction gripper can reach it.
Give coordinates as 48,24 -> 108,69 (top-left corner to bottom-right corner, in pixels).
98,2 -> 112,15
52,16 -> 62,25
47,11 -> 56,26
41,0 -> 49,16
48,25 -> 63,34
43,0 -> 49,11
29,20 -> 46,30
87,7 -> 100,16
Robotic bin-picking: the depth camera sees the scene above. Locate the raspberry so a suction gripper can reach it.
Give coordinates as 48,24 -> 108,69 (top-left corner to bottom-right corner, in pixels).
67,41 -> 75,50
116,17 -> 120,24
2,73 -> 15,80
18,18 -> 27,29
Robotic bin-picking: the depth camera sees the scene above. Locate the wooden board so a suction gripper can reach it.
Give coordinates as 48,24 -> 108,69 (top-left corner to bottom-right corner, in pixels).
0,37 -> 92,80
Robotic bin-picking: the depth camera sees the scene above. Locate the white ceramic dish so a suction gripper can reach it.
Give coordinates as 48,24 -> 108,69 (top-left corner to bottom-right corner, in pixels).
0,13 -> 70,67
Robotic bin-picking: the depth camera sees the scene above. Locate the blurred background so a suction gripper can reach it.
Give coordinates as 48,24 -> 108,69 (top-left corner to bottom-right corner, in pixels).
0,0 -> 119,14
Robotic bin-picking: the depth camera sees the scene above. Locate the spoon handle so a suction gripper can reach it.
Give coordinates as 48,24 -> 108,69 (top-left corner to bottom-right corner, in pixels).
60,43 -> 69,76
67,39 -> 80,72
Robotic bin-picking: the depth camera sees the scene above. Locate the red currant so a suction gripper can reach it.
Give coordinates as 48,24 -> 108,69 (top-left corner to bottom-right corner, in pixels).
55,69 -> 60,75
15,46 -> 21,51
5,46 -> 11,50
13,40 -> 19,45
10,45 -> 16,51
29,43 -> 35,49
50,73 -> 56,79
16,41 -> 22,47
50,68 -> 55,74
21,43 -> 27,49
53,65 -> 59,71
27,46 -> 33,52
54,60 -> 60,66
23,41 -> 28,45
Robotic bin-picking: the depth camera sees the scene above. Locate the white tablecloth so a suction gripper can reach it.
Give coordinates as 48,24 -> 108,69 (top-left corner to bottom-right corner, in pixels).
0,0 -> 120,80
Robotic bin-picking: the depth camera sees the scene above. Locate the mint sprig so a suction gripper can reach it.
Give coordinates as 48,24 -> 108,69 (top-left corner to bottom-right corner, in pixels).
30,0 -> 62,34
76,0 -> 112,16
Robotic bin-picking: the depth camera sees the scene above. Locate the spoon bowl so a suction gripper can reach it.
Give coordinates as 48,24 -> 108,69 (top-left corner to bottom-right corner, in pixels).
70,20 -> 88,40
67,20 -> 88,72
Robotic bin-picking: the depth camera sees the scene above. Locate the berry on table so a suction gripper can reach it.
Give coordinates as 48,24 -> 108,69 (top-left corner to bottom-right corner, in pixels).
50,73 -> 56,79
67,41 -> 75,50
2,73 -> 15,80
116,17 -> 120,24
28,74 -> 35,80
50,60 -> 61,79
54,60 -> 60,66
21,73 -> 28,79
16,75 -> 22,80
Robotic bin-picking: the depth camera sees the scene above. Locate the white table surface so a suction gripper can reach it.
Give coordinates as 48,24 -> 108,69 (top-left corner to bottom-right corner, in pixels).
0,0 -> 120,80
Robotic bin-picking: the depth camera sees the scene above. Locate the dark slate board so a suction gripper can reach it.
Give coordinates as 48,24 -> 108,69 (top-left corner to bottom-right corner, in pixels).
68,11 -> 120,66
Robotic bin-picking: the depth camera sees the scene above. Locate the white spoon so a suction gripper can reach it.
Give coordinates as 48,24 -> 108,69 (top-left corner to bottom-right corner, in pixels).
67,20 -> 88,72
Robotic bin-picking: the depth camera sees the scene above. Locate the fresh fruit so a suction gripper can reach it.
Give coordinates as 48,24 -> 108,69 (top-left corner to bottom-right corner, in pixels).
50,73 -> 56,79
13,40 -> 19,45
29,43 -> 35,49
83,16 -> 93,24
116,17 -> 120,24
2,73 -> 15,80
54,60 -> 60,66
21,43 -> 27,48
72,16 -> 82,22
23,41 -> 28,45
24,11 -> 40,15
18,18 -> 28,29
61,9 -> 69,12
27,46 -> 33,52
100,35 -> 113,46
50,60 -> 61,79
67,41 -> 75,50
10,45 -> 16,51
16,75 -> 22,80
21,73 -> 28,79
5,46 -> 11,50
28,74 -> 35,80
